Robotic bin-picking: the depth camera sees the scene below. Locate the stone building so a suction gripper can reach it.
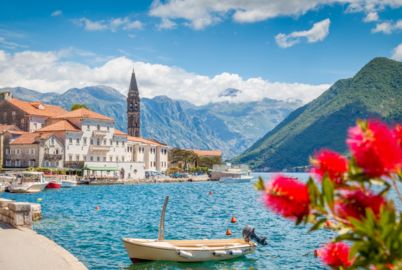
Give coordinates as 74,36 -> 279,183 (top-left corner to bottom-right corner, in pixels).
0,92 -> 67,132
127,70 -> 141,137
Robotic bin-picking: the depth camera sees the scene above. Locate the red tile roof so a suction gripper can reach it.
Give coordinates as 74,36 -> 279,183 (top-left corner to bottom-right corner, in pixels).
188,149 -> 222,157
37,120 -> 80,132
7,98 -> 67,117
53,108 -> 113,121
128,136 -> 165,146
0,124 -> 20,133
114,129 -> 127,136
10,132 -> 56,145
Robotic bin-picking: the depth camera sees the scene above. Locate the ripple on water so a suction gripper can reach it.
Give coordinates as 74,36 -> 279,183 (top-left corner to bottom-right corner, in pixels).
2,173 -> 330,270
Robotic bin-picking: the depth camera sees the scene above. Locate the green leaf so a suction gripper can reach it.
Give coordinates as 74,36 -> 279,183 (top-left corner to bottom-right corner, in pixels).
322,176 -> 334,209
308,218 -> 327,232
255,176 -> 265,191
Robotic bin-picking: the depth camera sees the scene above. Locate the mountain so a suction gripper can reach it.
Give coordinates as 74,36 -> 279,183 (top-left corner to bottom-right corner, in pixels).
0,86 -> 300,158
234,57 -> 402,171
218,88 -> 241,97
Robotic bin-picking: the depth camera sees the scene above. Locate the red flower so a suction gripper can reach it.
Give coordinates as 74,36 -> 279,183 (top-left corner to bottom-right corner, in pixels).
347,120 -> 402,177
265,175 -> 310,219
318,242 -> 353,268
394,124 -> 402,150
335,189 -> 385,221
311,149 -> 348,184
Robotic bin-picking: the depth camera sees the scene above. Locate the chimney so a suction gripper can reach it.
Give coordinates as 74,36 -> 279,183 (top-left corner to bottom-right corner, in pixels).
0,91 -> 13,101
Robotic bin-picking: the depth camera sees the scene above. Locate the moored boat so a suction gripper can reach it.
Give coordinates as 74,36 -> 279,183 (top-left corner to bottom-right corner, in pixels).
219,175 -> 253,183
123,196 -> 266,263
61,179 -> 77,188
8,172 -> 48,193
46,180 -> 62,189
123,238 -> 256,263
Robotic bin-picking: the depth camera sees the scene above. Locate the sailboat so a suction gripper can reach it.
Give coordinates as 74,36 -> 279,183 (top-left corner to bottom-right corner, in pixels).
123,196 -> 266,263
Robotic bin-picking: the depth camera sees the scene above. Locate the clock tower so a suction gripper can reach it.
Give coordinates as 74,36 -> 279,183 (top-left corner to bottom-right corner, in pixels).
127,69 -> 140,137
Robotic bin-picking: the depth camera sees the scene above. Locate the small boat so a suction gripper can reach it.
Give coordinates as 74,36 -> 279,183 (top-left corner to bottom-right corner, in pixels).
123,196 -> 266,263
46,180 -> 62,189
219,175 -> 253,183
8,172 -> 48,194
61,179 -> 77,188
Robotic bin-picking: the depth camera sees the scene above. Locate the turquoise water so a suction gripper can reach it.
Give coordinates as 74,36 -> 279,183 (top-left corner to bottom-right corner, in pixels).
2,173 -> 331,270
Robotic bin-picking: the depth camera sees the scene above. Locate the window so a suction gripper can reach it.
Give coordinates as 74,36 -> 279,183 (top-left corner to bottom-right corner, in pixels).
50,138 -> 55,145
97,125 -> 100,131
90,156 -> 93,161
103,156 -> 106,162
69,155 -> 72,161
109,156 -> 113,162
83,155 -> 86,161
11,111 -> 16,121
90,138 -> 93,145
109,139 -> 112,145
103,139 -> 106,145
97,138 -> 100,146
97,156 -> 100,162
116,141 -> 119,146
87,125 -> 90,131
30,149 -> 35,155
76,155 -> 80,161
69,138 -> 72,144
2,112 -> 6,121
55,149 -> 59,154
76,138 -> 80,145
122,156 -> 125,162
83,137 -> 87,145
5,160 -> 11,166
5,148 -> 9,155
107,126 -> 110,131
16,148 -> 20,155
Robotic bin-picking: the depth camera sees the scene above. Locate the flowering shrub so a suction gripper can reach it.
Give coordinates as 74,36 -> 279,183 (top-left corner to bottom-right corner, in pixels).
257,119 -> 402,269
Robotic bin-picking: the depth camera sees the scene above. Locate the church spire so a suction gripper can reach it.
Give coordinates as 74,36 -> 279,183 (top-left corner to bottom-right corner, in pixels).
127,68 -> 140,137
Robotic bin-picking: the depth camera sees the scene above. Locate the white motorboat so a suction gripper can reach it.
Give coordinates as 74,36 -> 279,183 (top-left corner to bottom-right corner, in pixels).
123,196 -> 266,263
8,172 -> 48,194
219,175 -> 253,183
61,179 -> 77,188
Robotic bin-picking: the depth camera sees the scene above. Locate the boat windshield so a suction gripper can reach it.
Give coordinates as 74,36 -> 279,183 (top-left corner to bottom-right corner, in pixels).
21,173 -> 42,183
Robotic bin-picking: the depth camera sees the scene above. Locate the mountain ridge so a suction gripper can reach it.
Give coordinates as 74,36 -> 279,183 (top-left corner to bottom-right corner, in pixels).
234,57 -> 402,170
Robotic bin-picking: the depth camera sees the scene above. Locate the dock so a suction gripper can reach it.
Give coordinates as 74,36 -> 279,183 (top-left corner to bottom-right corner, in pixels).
0,222 -> 87,270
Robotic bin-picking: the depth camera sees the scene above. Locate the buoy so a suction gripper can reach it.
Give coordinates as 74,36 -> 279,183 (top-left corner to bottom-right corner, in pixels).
37,198 -> 42,202
231,216 -> 237,223
226,228 -> 232,236
209,191 -> 213,195
96,206 -> 100,211
314,249 -> 319,257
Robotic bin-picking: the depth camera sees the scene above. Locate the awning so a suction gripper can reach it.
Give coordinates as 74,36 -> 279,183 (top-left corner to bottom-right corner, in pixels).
83,166 -> 119,171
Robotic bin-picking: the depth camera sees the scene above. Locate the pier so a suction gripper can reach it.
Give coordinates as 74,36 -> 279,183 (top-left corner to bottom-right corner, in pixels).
0,198 -> 87,270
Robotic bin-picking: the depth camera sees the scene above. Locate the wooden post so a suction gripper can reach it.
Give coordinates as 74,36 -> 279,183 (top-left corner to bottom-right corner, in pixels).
158,196 -> 169,241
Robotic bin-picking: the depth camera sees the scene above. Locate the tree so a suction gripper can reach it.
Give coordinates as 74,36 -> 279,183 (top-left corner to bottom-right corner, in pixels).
71,104 -> 88,111
257,119 -> 402,269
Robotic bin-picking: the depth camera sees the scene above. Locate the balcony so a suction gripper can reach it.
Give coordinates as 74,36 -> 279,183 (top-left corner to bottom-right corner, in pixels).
89,145 -> 110,152
93,130 -> 108,137
44,154 -> 63,161
65,161 -> 85,169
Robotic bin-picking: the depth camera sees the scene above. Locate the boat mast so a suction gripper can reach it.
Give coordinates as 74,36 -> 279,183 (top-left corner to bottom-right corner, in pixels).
158,196 -> 169,241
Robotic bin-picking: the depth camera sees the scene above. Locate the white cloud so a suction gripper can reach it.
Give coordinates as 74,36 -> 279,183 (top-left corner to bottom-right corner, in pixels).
372,21 -> 393,34
275,18 -> 330,48
363,11 -> 379,22
73,17 -> 143,32
51,10 -> 63,17
149,0 -> 402,29
0,36 -> 26,50
372,20 -> 402,34
392,43 -> 402,61
0,49 -> 329,105
158,18 -> 177,30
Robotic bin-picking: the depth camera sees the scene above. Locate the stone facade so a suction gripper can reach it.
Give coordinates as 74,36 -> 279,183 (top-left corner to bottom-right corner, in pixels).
0,198 -> 41,228
127,70 -> 141,137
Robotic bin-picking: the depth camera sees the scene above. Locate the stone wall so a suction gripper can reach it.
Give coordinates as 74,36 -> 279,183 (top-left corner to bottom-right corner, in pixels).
0,198 -> 41,228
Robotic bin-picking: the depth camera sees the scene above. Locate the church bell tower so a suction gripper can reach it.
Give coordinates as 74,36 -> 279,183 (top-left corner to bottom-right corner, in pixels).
127,69 -> 140,137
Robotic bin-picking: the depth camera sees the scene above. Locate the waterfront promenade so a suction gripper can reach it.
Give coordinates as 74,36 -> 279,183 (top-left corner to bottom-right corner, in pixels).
0,222 -> 87,270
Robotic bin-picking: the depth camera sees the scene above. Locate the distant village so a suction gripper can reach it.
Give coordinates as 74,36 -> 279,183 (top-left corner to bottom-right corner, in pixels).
0,70 -> 222,181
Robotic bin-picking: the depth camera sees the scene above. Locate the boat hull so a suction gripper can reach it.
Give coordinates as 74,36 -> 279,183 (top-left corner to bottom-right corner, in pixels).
46,181 -> 62,189
8,183 -> 48,193
123,238 -> 256,263
219,176 -> 253,183
61,180 -> 77,188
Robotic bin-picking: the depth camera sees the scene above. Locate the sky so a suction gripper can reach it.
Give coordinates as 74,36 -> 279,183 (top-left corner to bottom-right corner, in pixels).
0,0 -> 401,105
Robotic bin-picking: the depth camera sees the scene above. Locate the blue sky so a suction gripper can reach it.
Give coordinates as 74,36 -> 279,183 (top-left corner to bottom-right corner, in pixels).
0,0 -> 401,105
